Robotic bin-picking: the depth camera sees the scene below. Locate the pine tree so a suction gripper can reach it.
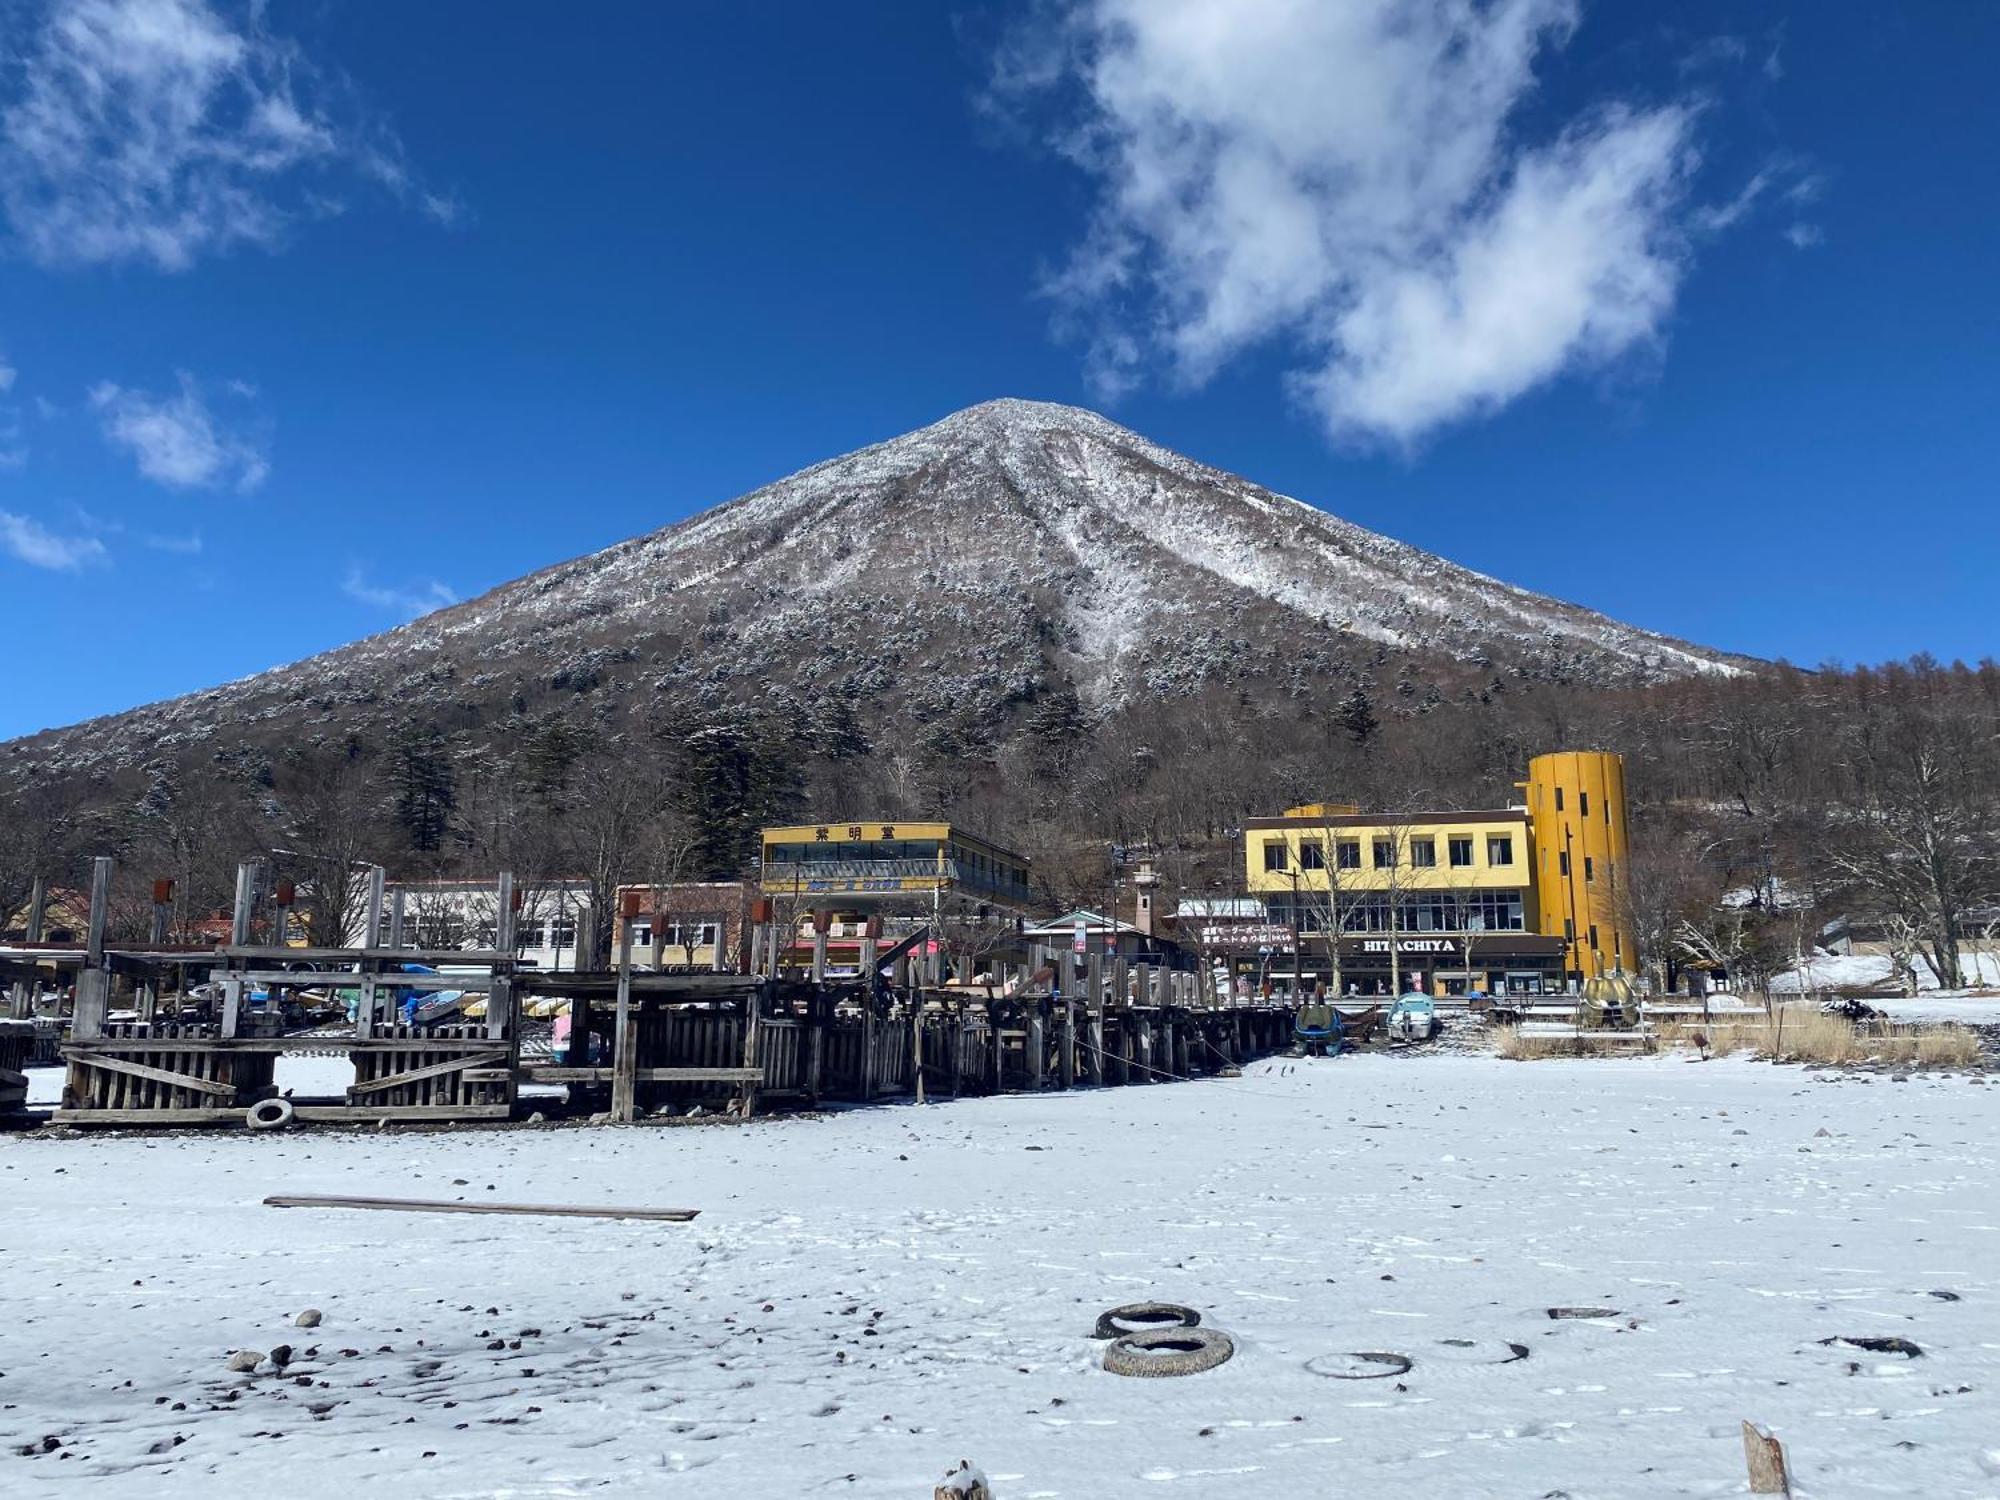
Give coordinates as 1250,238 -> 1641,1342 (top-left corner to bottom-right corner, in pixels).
390,723 -> 457,853
1337,685 -> 1379,747
1025,680 -> 1091,782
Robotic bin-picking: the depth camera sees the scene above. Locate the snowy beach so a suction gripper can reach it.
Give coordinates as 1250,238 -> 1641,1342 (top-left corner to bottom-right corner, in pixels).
5,1054 -> 1998,1499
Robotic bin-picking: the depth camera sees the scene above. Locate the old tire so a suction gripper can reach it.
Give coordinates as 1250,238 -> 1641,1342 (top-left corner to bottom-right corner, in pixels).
1102,1327 -> 1234,1378
246,1098 -> 295,1131
1305,1350 -> 1413,1380
1092,1302 -> 1201,1341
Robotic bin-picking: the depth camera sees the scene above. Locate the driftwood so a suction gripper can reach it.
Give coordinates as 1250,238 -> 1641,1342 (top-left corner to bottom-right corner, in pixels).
1742,1420 -> 1791,1496
264,1193 -> 699,1222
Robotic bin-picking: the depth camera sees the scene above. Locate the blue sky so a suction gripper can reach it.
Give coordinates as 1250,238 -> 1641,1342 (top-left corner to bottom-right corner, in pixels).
0,1 -> 1995,739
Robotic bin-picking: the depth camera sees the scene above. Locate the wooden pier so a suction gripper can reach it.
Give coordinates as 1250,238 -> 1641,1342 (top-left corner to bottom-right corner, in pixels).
7,858 -> 1296,1131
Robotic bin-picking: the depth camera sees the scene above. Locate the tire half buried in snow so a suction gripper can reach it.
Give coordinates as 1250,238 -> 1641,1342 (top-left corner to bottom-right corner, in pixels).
1102,1327 -> 1235,1377
1092,1302 -> 1201,1340
1305,1350 -> 1413,1379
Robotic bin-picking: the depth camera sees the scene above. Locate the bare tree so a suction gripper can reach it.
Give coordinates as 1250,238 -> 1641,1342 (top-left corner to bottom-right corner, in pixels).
276,743 -> 383,946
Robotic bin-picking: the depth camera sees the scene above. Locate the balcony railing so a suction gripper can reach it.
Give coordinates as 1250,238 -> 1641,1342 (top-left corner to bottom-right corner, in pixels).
765,858 -> 958,883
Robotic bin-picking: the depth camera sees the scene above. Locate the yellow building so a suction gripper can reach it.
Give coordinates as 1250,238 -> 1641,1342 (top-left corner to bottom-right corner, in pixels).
1241,750 -> 1637,994
1522,750 -> 1636,981
758,821 -> 1031,907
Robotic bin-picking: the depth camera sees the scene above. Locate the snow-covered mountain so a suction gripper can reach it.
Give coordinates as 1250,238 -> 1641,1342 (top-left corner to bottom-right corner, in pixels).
2,398 -> 1747,782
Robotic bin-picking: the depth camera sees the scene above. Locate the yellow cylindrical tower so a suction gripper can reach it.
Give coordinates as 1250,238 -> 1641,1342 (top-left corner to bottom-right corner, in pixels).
1525,750 -> 1637,984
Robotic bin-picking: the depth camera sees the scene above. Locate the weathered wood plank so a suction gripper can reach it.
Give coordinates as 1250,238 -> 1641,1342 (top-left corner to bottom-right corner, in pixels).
55,1106 -> 244,1125
287,1104 -> 512,1122
68,1052 -> 235,1097
347,1051 -> 507,1097
264,1193 -> 698,1222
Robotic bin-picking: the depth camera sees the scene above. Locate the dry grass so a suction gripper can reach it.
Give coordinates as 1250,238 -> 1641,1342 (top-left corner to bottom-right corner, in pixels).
1759,1006 -> 1978,1068
1494,1026 -> 1653,1060
1494,1007 -> 1982,1069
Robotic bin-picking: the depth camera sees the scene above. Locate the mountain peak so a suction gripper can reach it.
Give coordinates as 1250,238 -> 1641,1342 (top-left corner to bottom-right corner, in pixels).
1,402 -> 1749,785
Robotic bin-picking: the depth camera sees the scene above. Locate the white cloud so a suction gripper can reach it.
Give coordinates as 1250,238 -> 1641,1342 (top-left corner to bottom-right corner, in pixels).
141,527 -> 202,553
0,508 -> 107,570
1784,222 -> 1822,250
342,564 -> 457,621
90,372 -> 268,491
0,0 -> 437,270
0,355 -> 15,391
1002,0 -> 1709,445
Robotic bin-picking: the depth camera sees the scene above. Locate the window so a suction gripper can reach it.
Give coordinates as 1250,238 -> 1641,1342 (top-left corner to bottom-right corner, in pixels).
1559,852 -> 1570,876
1555,787 -> 1564,811
1487,835 -> 1513,866
1336,840 -> 1362,869
1564,917 -> 1574,941
1410,837 -> 1436,868
629,921 -> 653,948
550,918 -> 577,948
517,920 -> 547,948
1299,840 -> 1326,870
1372,838 -> 1396,869
1448,836 -> 1474,868
1584,855 -> 1594,883
1263,842 -> 1288,872
1589,923 -> 1599,951
1579,791 -> 1590,817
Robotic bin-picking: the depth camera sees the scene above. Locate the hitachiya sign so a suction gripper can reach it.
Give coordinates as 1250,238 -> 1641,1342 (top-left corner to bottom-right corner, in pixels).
1355,937 -> 1456,955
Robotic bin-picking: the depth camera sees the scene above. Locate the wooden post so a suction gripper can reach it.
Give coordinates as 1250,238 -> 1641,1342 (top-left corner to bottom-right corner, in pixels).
387,889 -> 407,950
7,875 -> 45,1019
1085,952 -> 1105,1084
810,910 -> 829,984
806,988 -> 824,1102
225,859 -> 258,1038
1029,1005 -> 1046,1091
1742,1422 -> 1791,1496
138,877 -> 172,1022
355,864 -> 386,1034
611,889 -> 639,1123
70,856 -> 114,1041
1059,998 -> 1077,1089
489,873 -> 517,1044
860,985 -> 877,1100
737,980 -> 763,1120
990,1001 -> 1004,1091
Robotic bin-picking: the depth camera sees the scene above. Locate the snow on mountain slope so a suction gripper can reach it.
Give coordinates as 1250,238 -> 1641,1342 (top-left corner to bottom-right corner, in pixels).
0,399 -> 1749,781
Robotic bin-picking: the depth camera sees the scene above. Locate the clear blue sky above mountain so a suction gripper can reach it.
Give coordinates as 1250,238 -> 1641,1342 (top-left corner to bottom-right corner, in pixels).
0,1 -> 1994,738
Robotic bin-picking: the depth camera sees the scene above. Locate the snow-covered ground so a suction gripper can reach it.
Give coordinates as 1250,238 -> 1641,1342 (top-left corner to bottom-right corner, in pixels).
1775,951 -> 2000,996
5,1056 -> 1998,1498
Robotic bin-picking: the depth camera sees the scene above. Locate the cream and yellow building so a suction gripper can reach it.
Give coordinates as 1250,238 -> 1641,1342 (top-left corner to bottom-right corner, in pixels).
1242,750 -> 1637,995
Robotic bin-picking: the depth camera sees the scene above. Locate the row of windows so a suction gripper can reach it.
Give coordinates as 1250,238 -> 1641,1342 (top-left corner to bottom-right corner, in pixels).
629,921 -> 721,949
1555,852 -> 1600,883
1560,918 -> 1619,959
1551,785 -> 1614,825
1265,833 -> 1514,873
467,920 -> 580,950
1267,890 -> 1527,934
765,838 -> 1030,890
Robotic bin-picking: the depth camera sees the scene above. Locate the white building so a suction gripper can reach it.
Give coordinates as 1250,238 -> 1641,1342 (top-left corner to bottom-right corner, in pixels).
381,878 -> 593,972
